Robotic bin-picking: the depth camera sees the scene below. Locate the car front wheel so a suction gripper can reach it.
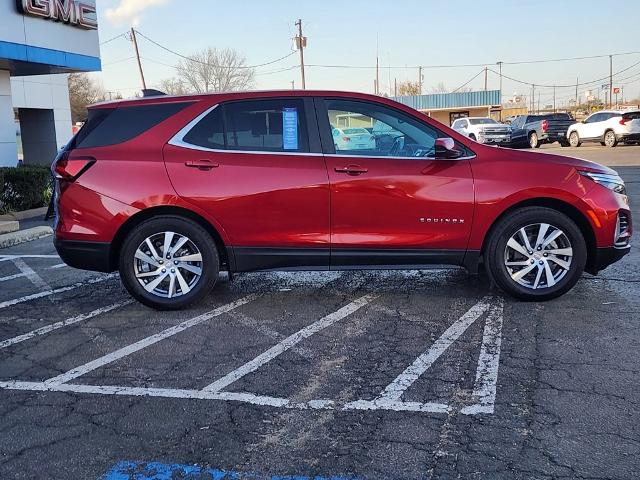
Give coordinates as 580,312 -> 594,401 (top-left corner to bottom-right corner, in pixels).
485,207 -> 587,301
119,215 -> 219,310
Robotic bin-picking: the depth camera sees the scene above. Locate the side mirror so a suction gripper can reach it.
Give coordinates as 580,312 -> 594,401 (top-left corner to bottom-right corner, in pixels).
435,137 -> 464,159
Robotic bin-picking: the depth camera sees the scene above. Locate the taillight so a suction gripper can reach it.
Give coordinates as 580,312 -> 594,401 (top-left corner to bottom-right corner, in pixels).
620,117 -> 629,125
53,152 -> 95,181
541,120 -> 549,132
342,136 -> 351,142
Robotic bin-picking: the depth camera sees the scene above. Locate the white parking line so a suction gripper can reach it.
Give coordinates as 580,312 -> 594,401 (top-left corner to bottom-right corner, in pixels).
43,294 -> 259,387
0,272 -> 27,283
0,274 -> 118,310
461,300 -> 504,415
12,258 -> 51,291
0,255 -> 60,262
0,301 -> 134,350
49,263 -> 67,270
201,293 -> 378,393
344,297 -> 494,412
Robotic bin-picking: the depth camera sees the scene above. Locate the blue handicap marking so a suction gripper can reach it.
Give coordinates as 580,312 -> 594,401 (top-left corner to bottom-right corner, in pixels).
101,461 -> 360,480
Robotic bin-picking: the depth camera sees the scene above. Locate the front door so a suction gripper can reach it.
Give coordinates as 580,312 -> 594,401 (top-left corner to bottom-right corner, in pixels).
164,97 -> 330,271
317,98 -> 475,268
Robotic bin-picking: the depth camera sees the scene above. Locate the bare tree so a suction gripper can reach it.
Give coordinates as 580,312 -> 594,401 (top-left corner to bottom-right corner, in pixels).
430,82 -> 449,94
175,47 -> 255,93
397,80 -> 421,96
68,73 -> 105,122
158,77 -> 190,96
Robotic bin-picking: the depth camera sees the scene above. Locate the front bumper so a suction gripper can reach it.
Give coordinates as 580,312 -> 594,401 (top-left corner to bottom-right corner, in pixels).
54,238 -> 114,273
586,245 -> 631,275
478,135 -> 511,145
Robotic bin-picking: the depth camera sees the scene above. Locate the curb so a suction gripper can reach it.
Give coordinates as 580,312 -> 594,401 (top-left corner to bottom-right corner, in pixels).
0,220 -> 19,235
0,206 -> 48,222
0,226 -> 53,249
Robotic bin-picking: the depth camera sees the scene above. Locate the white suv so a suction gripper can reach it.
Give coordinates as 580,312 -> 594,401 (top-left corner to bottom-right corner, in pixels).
567,110 -> 640,148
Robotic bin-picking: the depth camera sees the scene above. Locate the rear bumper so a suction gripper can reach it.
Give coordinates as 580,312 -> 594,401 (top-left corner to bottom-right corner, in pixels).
54,238 -> 114,273
586,245 -> 631,275
618,133 -> 640,142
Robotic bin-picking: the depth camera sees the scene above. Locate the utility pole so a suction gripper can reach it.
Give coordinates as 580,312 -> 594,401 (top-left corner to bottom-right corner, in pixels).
531,84 -> 535,113
375,54 -> 379,95
290,80 -> 295,90
294,19 -> 306,89
130,28 -> 147,91
537,91 -> 540,114
418,66 -> 423,95
609,54 -> 613,109
497,61 -> 503,103
553,85 -> 556,113
575,77 -> 579,119
394,77 -> 397,97
484,67 -> 488,91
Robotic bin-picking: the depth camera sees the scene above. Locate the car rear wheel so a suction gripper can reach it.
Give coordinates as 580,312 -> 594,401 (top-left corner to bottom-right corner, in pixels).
485,207 -> 587,301
604,130 -> 618,148
529,132 -> 540,148
569,131 -> 581,147
119,216 -> 219,310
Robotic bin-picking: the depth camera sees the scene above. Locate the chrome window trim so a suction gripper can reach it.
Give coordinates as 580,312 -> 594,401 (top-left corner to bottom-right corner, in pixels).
169,104 -> 476,161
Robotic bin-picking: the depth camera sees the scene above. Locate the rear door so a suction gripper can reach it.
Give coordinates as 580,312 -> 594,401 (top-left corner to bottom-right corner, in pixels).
164,97 -> 330,271
317,97 -> 475,268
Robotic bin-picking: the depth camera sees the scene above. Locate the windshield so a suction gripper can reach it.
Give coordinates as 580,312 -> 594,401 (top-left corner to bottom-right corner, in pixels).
469,118 -> 499,125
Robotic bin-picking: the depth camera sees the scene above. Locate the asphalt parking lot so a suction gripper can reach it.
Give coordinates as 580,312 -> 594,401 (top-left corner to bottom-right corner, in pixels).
0,146 -> 639,479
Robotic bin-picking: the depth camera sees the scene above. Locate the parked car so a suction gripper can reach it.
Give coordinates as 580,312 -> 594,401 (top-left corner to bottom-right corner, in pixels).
451,117 -> 512,145
567,110 -> 640,148
509,113 -> 574,148
332,127 -> 375,151
52,90 -> 632,309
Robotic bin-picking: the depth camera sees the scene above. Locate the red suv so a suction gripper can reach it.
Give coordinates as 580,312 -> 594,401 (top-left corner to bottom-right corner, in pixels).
52,90 -> 632,310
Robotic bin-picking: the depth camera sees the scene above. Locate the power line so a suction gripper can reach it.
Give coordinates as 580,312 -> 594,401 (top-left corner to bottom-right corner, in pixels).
487,59 -> 640,89
451,69 -> 485,93
140,57 -> 299,76
134,30 -> 296,69
304,50 -> 640,71
100,32 -> 127,46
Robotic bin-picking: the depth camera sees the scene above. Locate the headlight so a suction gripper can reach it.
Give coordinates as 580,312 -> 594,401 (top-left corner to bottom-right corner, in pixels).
579,171 -> 626,194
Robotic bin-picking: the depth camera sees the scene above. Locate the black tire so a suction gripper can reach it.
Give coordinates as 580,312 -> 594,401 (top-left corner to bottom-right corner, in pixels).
569,131 -> 581,147
600,142 -> 606,146
529,132 -> 540,148
485,207 -> 587,301
119,215 -> 219,310
469,134 -> 477,141
559,139 -> 570,147
603,130 -> 618,148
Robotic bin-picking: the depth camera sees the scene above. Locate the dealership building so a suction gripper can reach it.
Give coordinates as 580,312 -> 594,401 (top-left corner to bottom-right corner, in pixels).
0,0 -> 101,167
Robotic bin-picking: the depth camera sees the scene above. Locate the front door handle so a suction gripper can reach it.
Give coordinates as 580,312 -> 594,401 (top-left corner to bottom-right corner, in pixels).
185,160 -> 219,171
334,165 -> 368,176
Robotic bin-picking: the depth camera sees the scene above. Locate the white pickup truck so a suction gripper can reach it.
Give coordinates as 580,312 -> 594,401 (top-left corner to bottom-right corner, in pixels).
451,117 -> 512,145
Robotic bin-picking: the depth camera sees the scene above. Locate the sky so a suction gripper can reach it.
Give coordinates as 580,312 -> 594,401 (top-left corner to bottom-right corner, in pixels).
94,0 -> 640,106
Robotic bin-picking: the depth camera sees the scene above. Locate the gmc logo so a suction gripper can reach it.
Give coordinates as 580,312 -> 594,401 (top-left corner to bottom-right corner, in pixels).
17,0 -> 98,30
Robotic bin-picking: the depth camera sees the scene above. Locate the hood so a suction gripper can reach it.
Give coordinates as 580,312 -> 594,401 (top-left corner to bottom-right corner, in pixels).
486,147 -> 617,175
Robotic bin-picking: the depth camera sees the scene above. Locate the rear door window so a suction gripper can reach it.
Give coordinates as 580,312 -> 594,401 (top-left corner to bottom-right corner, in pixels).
181,99 -> 310,153
76,102 -> 192,148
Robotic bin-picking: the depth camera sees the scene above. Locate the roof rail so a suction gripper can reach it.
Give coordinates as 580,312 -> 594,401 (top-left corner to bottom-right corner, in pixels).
142,89 -> 167,97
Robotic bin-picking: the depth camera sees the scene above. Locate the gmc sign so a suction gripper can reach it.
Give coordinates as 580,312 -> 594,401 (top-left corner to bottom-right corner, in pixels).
17,0 -> 98,30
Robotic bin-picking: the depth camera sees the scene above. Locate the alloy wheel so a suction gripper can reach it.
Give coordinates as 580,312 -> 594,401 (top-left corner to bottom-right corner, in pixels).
133,231 -> 203,298
604,131 -> 616,147
503,223 -> 573,290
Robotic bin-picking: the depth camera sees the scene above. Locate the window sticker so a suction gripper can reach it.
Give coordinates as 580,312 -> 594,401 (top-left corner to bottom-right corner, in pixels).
282,107 -> 299,150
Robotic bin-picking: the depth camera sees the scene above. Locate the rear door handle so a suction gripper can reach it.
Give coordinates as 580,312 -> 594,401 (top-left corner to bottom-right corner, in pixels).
334,165 -> 368,176
185,160 -> 219,170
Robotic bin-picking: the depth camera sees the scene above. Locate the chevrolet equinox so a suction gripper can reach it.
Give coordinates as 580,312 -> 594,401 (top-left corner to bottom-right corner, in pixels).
52,90 -> 632,310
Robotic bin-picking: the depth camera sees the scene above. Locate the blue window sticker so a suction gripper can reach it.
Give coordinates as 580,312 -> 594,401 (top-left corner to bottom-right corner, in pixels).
282,107 -> 299,150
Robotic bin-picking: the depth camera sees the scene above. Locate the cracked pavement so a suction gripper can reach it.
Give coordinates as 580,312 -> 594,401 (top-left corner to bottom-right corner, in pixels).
0,148 -> 638,479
